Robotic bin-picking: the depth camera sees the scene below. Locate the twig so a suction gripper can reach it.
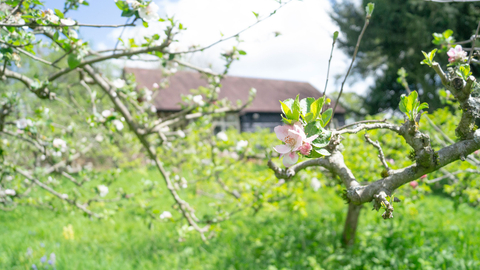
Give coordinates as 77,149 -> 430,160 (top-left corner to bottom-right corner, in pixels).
336,119 -> 388,131
322,33 -> 337,97
15,168 -> 100,218
332,12 -> 371,119
426,169 -> 480,184
113,17 -> 131,53
364,134 -> 390,174
0,22 -> 136,28
468,20 -> 480,65
15,48 -> 60,68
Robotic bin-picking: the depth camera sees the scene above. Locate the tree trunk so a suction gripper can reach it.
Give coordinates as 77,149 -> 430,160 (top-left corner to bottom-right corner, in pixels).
341,203 -> 363,247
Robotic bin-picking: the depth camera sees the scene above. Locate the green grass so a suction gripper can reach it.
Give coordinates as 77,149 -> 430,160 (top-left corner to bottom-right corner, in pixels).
1,173 -> 479,270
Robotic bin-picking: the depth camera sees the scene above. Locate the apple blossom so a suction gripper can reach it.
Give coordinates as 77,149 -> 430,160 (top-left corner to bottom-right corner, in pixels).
409,181 -> 418,189
310,178 -> 321,191
102,110 -> 112,118
177,130 -> 186,138
216,131 -> 228,141
112,79 -> 126,89
16,119 -> 32,130
44,9 -> 59,24
193,95 -> 204,106
160,211 -> 172,219
60,18 -> 76,26
139,2 -> 160,22
447,45 -> 467,64
236,140 -> 248,151
53,138 -> 67,152
112,120 -> 124,131
273,122 -> 318,167
98,185 -> 109,197
152,83 -> 159,89
5,189 -> 16,196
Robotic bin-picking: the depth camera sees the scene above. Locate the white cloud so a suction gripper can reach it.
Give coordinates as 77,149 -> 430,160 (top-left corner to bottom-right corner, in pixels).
107,0 -> 371,95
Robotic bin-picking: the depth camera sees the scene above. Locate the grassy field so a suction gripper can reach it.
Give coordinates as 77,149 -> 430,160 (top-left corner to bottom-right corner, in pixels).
1,168 -> 479,270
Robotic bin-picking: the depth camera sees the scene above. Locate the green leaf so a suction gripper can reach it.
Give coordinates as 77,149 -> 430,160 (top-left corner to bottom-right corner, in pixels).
299,97 -> 315,116
399,94 -> 408,114
333,31 -> 339,42
53,31 -> 59,41
238,50 -> 247,55
121,9 -> 135,17
54,9 -> 64,19
304,113 -> 315,123
291,95 -> 301,121
429,48 -> 437,62
321,108 -> 333,128
443,29 -> 453,39
67,54 -> 81,69
310,97 -> 325,119
115,1 -> 128,10
281,116 -> 294,125
305,121 -> 332,148
315,148 -> 331,156
280,100 -> 292,119
365,3 -> 374,17
418,102 -> 429,111
252,11 -> 259,19
143,21 -> 149,28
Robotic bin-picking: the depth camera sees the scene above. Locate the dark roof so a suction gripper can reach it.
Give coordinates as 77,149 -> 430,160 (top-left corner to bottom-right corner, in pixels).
124,68 -> 346,114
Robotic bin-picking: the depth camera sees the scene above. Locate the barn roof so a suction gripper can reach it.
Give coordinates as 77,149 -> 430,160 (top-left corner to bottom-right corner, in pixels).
124,68 -> 346,114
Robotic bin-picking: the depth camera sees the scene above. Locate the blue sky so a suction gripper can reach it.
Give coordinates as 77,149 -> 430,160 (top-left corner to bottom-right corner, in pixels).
44,0 -> 126,47
41,0 -> 371,94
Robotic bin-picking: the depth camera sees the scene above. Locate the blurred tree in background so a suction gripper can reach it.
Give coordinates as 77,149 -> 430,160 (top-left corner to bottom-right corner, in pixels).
330,0 -> 480,114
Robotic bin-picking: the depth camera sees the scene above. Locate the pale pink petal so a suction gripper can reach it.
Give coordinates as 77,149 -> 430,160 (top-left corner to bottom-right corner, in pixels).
455,45 -> 463,53
287,131 -> 303,150
283,152 -> 298,167
447,49 -> 455,58
304,135 -> 319,144
299,142 -> 312,155
274,125 -> 291,141
273,145 -> 291,154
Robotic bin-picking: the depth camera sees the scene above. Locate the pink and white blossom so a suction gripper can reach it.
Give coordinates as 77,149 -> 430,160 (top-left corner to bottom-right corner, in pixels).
160,211 -> 172,219
447,45 -> 467,64
60,18 -> 76,26
409,181 -> 418,189
139,2 -> 159,22
273,122 -> 318,167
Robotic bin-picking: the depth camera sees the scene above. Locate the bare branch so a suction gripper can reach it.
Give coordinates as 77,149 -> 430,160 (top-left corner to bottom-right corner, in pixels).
15,168 -> 100,218
336,119 -> 388,131
334,122 -> 401,136
322,33 -> 337,97
0,22 -> 136,28
468,21 -> 480,65
431,62 -> 449,87
364,134 -> 391,174
332,11 -> 371,119
426,168 -> 480,184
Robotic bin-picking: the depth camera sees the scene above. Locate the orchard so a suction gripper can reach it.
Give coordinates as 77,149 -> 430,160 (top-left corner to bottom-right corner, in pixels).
1,0 -> 480,269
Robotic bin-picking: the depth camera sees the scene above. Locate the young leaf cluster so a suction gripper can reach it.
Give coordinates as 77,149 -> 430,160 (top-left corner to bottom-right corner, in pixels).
399,91 -> 429,123
279,95 -> 333,156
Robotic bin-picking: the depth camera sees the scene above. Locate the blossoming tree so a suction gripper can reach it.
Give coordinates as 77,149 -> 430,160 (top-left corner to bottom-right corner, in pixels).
268,2 -> 480,246
0,0 -> 292,241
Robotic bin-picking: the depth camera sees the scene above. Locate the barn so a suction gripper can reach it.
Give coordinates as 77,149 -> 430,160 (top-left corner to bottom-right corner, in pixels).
125,68 -> 346,132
